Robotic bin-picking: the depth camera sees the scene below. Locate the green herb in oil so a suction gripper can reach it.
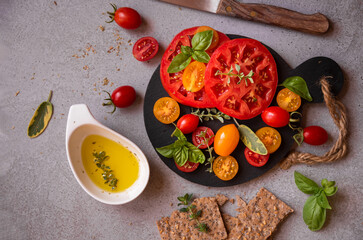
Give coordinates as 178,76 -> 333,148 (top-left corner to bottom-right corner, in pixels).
93,151 -> 118,190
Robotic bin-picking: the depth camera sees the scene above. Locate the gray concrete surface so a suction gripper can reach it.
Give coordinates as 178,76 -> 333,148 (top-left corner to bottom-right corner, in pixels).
1,0 -> 362,239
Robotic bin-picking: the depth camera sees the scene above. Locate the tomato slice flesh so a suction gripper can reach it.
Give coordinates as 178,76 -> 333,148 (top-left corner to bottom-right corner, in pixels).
182,61 -> 206,92
213,155 -> 239,181
175,160 -> 199,172
160,27 -> 230,108
192,126 -> 214,149
277,88 -> 302,112
153,97 -> 180,124
256,127 -> 282,154
244,147 -> 270,167
133,37 -> 159,61
204,38 -> 278,120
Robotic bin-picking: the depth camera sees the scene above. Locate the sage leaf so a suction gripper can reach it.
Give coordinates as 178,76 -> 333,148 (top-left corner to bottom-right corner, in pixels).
191,30 -> 213,51
181,45 -> 193,57
316,190 -> 332,209
156,143 -> 176,158
303,196 -> 326,231
280,76 -> 313,101
294,171 -> 320,195
234,119 -> 267,155
167,53 -> 191,73
27,91 -> 53,138
192,51 -> 210,63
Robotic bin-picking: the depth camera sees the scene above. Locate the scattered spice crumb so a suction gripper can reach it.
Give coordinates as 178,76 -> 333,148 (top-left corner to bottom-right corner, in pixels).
110,82 -> 114,87
170,203 -> 173,207
15,91 -> 20,96
60,113 -> 64,116
116,68 -> 120,71
94,88 -> 97,91
31,73 -> 35,80
129,222 -> 133,226
128,40 -> 131,43
81,93 -> 83,96
40,152 -> 43,154
104,117 -> 107,120
83,65 -> 89,70
229,199 -> 235,204
11,126 -> 15,130
99,25 -> 105,31
54,1 -> 57,6
179,7 -> 182,10
102,78 -> 109,86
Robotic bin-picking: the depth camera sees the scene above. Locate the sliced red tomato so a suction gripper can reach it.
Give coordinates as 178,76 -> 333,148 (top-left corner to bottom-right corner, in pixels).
192,126 -> 214,149
204,38 -> 278,120
160,27 -> 230,108
175,160 -> 199,172
133,37 -> 159,61
244,147 -> 270,167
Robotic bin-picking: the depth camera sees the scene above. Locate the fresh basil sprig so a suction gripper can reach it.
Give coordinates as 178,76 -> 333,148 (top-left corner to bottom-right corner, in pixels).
156,127 -> 206,167
294,171 -> 338,231
167,30 -> 213,73
280,76 -> 313,101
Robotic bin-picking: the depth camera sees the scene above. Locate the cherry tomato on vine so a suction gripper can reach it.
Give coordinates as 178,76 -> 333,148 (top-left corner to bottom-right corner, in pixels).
214,124 -> 240,156
192,126 -> 214,149
103,86 -> 136,113
106,4 -> 141,29
177,114 -> 199,134
153,97 -> 180,124
133,37 -> 159,62
175,160 -> 199,173
182,61 -> 206,92
244,147 -> 270,167
213,155 -> 239,181
277,88 -> 302,112
303,126 -> 328,145
256,127 -> 282,154
261,106 -> 290,128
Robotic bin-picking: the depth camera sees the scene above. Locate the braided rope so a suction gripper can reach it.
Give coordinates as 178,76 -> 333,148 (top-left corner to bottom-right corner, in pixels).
280,76 -> 348,170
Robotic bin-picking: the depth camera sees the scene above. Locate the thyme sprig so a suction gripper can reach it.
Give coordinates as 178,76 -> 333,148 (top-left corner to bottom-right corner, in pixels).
196,130 -> 215,173
215,64 -> 254,86
191,108 -> 231,123
93,151 -> 118,190
178,194 -> 209,233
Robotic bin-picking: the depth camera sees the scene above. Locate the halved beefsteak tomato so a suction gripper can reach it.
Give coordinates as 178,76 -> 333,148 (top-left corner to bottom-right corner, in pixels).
204,38 -> 278,120
160,27 -> 230,108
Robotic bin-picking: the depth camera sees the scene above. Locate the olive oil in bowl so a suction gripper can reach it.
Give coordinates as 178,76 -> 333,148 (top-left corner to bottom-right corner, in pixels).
81,135 -> 139,193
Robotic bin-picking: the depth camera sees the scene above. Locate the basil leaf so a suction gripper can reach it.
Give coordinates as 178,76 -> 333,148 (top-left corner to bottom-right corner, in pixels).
173,146 -> 189,167
324,186 -> 338,196
172,128 -> 187,141
321,179 -> 336,188
156,143 -> 176,158
191,30 -> 213,51
28,91 -> 53,138
186,142 -> 206,164
237,123 -> 268,155
303,196 -> 326,231
168,53 -> 192,73
316,190 -> 332,209
181,45 -> 193,57
192,51 -> 210,63
294,171 -> 320,195
280,76 -> 313,101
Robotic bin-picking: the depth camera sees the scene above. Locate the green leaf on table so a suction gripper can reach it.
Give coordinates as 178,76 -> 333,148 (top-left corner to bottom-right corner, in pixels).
191,30 -> 213,51
303,195 -> 326,231
324,186 -> 338,196
192,51 -> 210,63
167,53 -> 192,73
27,91 -> 53,138
280,76 -> 313,101
294,171 -> 320,195
315,190 -> 332,209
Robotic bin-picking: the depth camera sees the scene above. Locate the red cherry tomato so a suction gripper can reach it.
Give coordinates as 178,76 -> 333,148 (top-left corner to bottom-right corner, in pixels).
303,126 -> 328,145
103,86 -> 136,113
107,5 -> 141,29
244,147 -> 270,167
192,127 -> 214,149
133,37 -> 159,62
261,106 -> 290,128
175,160 -> 199,173
177,114 -> 199,134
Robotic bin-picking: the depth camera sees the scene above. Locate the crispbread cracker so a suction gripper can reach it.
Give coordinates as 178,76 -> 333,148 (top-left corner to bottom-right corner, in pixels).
216,194 -> 229,206
234,188 -> 294,240
156,217 -> 171,240
165,197 -> 227,240
235,195 -> 247,213
221,214 -> 239,235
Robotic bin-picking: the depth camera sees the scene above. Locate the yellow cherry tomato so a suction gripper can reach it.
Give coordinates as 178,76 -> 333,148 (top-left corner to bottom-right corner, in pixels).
256,127 -> 282,154
213,155 -> 239,181
276,88 -> 302,112
153,97 -> 180,124
214,124 -> 240,156
195,26 -> 219,50
182,61 -> 206,92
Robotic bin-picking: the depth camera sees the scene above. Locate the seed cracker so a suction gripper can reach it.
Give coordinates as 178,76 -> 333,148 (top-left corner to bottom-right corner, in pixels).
230,188 -> 294,240
221,214 -> 239,236
235,195 -> 247,213
216,194 -> 229,206
156,217 -> 171,240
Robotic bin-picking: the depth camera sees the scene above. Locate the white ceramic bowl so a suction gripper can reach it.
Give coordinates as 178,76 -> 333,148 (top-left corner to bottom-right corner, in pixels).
65,104 -> 150,205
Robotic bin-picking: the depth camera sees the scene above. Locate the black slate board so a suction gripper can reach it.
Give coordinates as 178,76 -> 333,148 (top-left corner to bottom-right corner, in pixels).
143,34 -> 344,187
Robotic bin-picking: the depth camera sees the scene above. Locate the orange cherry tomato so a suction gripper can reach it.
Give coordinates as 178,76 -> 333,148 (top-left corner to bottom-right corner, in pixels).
153,97 -> 180,124
256,127 -> 282,154
182,61 -> 206,92
214,124 -> 240,156
276,88 -> 302,112
195,26 -> 219,50
213,155 -> 239,181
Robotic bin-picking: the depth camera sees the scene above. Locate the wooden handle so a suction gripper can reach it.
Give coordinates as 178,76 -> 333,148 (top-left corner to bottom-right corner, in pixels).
217,0 -> 329,34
